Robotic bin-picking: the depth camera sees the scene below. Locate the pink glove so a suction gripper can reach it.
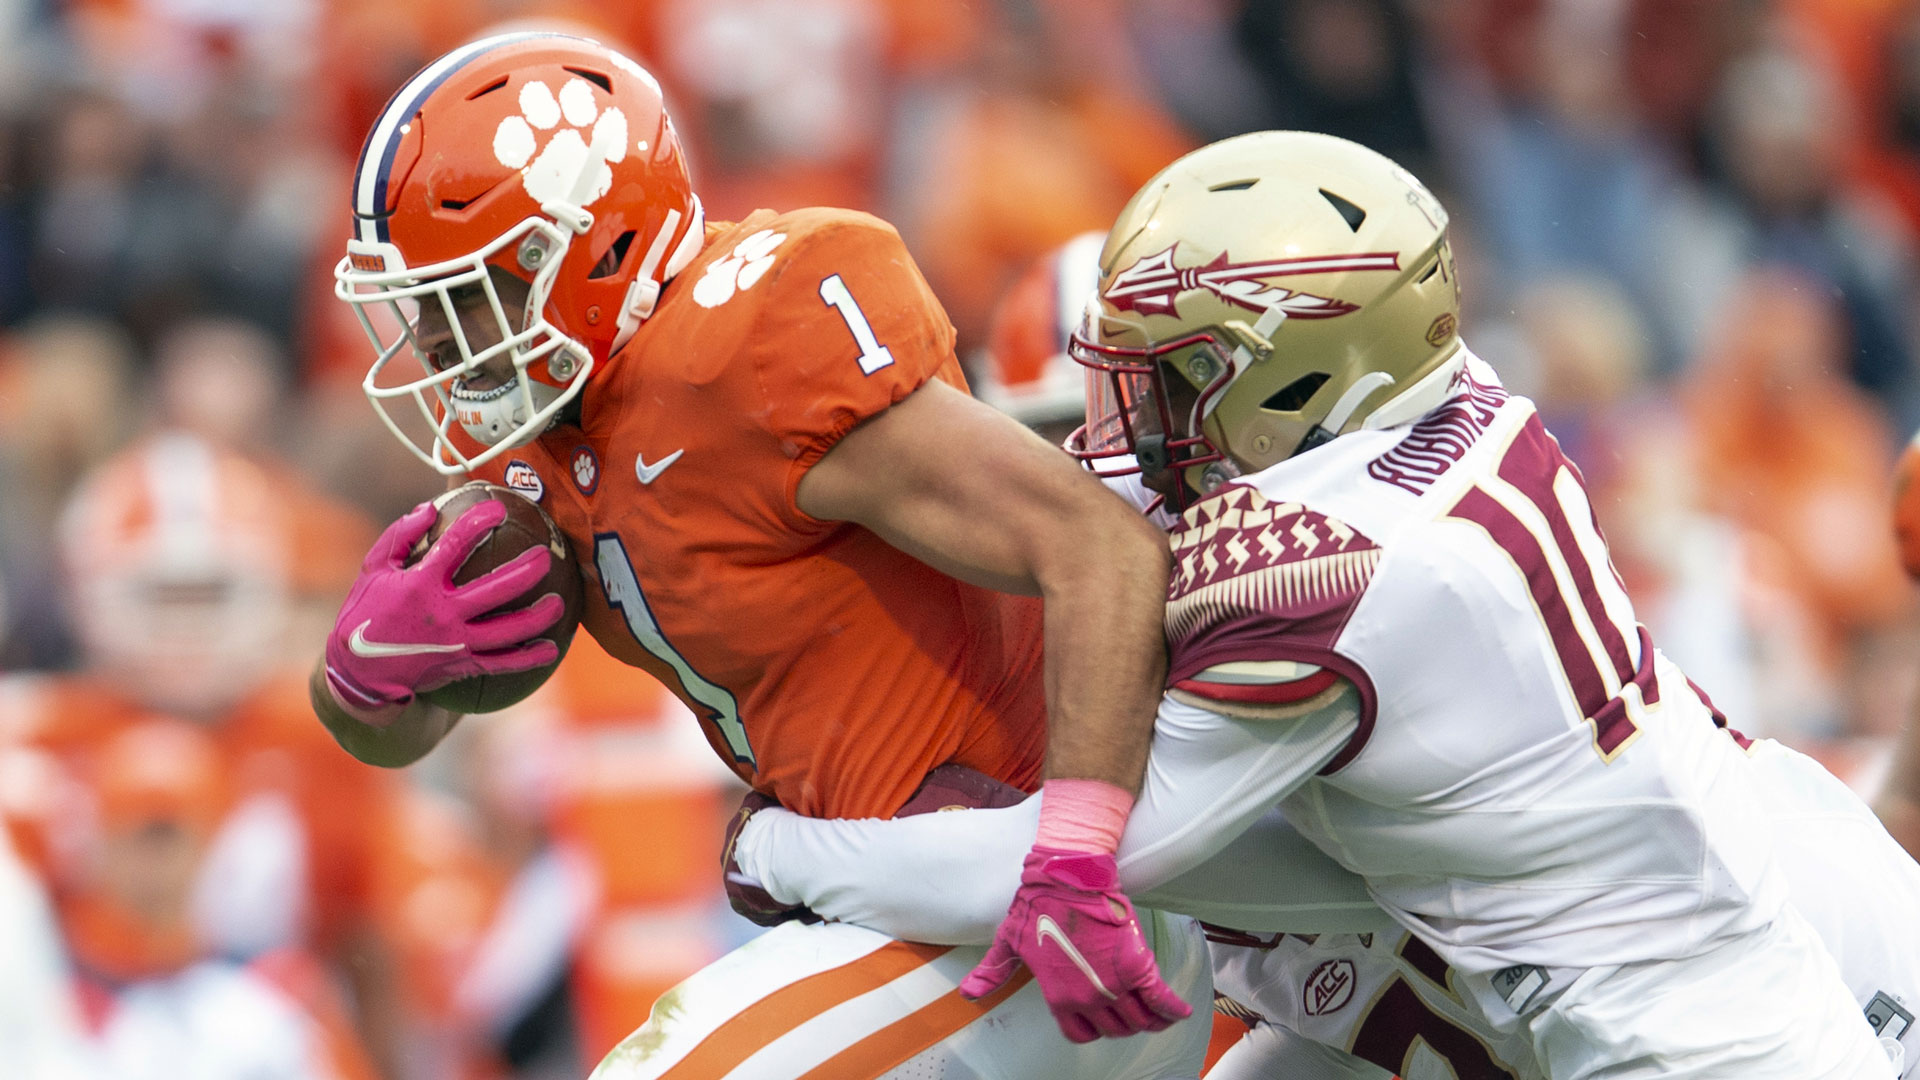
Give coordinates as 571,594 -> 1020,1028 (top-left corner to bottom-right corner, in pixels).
958,846 -> 1192,1043
324,500 -> 564,710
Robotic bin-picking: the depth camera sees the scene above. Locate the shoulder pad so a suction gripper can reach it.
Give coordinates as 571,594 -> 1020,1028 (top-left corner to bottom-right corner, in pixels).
1165,485 -> 1379,664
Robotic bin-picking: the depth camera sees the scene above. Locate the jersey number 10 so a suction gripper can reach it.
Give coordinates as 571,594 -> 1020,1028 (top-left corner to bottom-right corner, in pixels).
1445,418 -> 1648,761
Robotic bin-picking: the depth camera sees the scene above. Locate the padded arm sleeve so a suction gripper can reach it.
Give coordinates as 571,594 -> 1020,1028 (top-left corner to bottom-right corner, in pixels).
733,685 -> 1383,944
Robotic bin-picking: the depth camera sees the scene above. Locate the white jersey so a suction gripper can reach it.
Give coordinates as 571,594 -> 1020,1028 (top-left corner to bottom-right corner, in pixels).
1166,353 -> 1780,979
1207,737 -> 1920,1079
1208,929 -> 1538,1080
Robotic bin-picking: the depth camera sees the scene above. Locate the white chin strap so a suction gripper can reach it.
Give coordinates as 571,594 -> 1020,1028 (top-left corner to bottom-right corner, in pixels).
613,195 -> 705,355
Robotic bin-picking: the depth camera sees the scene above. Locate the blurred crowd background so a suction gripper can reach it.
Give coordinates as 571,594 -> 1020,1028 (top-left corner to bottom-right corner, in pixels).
4,0 -> 1920,1077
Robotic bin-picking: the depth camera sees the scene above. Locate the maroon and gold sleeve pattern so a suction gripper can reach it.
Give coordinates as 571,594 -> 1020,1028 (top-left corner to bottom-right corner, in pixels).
1163,484 -> 1380,769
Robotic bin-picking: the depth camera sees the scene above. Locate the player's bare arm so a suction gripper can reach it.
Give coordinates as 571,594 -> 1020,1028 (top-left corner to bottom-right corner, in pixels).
798,377 -> 1192,1042
797,377 -> 1170,790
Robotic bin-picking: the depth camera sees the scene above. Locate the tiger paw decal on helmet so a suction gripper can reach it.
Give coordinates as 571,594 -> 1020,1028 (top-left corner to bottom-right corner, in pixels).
693,229 -> 787,308
492,77 -> 630,208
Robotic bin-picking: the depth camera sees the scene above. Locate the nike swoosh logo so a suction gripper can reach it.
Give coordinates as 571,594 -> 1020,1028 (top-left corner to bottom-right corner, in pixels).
635,448 -> 685,485
347,620 -> 465,659
1036,914 -> 1117,1000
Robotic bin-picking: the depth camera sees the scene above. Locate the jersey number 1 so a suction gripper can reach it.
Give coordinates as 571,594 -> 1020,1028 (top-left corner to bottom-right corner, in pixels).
820,274 -> 895,375
594,534 -> 754,765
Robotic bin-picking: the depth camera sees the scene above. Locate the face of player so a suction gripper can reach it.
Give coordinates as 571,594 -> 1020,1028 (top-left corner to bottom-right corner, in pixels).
1135,368 -> 1203,503
96,819 -> 203,925
411,267 -> 533,394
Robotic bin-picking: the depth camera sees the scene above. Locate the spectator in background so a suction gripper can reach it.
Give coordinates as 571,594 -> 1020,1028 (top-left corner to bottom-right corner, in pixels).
0,97 -> 31,328
26,86 -> 148,329
1428,0 -> 1679,363
50,720 -> 375,1080
155,318 -> 291,456
1232,0 -> 1437,179
371,643 -> 744,1078
1683,267 -> 1910,737
2,433 -> 406,1077
1123,0 -> 1274,142
651,0 -> 893,218
0,316 -> 136,670
891,0 -> 1193,346
150,318 -> 383,652
1655,40 -> 1917,417
1510,272 -> 1654,480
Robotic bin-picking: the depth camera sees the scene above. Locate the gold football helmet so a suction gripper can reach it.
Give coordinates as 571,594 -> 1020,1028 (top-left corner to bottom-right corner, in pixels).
1071,131 -> 1465,507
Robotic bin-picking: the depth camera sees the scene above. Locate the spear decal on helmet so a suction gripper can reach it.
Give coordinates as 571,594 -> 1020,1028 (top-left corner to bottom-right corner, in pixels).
1103,246 -> 1401,319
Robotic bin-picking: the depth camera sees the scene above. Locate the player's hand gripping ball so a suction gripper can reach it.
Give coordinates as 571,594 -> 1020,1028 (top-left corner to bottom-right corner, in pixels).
412,483 -> 584,712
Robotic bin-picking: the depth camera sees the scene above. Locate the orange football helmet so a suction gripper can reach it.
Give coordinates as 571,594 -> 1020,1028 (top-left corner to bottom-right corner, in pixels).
977,232 -> 1106,439
335,32 -> 703,473
59,434 -> 293,717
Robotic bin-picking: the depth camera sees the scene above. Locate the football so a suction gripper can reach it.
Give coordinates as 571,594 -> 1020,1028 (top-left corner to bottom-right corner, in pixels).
410,482 -> 584,713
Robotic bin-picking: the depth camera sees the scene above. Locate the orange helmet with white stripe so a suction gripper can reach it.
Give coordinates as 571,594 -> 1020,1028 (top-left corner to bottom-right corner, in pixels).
59,434 -> 293,717
335,32 -> 703,473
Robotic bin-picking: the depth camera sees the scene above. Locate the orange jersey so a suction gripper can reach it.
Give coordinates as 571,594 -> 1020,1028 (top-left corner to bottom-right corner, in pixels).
468,207 -> 1046,818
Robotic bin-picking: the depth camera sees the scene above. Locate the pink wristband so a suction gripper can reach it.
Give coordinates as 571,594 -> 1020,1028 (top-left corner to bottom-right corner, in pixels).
1034,778 -> 1135,854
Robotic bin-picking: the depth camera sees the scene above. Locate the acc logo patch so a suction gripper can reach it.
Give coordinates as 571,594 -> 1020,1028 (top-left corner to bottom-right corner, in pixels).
1303,959 -> 1356,1016
571,446 -> 600,495
503,459 -> 545,502
1426,312 -> 1457,347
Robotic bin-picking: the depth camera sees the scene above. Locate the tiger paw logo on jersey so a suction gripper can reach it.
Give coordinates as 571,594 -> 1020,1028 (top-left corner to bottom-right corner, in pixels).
693,229 -> 788,308
1104,245 -> 1400,320
1303,959 -> 1357,1016
492,77 -> 631,208
571,445 -> 600,494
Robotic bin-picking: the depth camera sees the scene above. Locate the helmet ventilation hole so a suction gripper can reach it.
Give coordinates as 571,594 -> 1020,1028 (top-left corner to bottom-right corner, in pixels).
1208,178 -> 1259,192
1416,260 -> 1440,284
1320,189 -> 1367,232
588,231 -> 637,280
564,66 -> 612,92
466,75 -> 509,100
1262,372 -> 1330,412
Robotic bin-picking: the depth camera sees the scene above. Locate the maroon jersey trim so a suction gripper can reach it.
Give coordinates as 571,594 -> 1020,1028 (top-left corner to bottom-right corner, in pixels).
1171,666 -> 1342,706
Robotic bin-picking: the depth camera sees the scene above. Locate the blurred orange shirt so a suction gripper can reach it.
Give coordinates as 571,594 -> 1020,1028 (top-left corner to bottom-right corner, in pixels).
2,671 -> 402,953
912,87 -> 1193,343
